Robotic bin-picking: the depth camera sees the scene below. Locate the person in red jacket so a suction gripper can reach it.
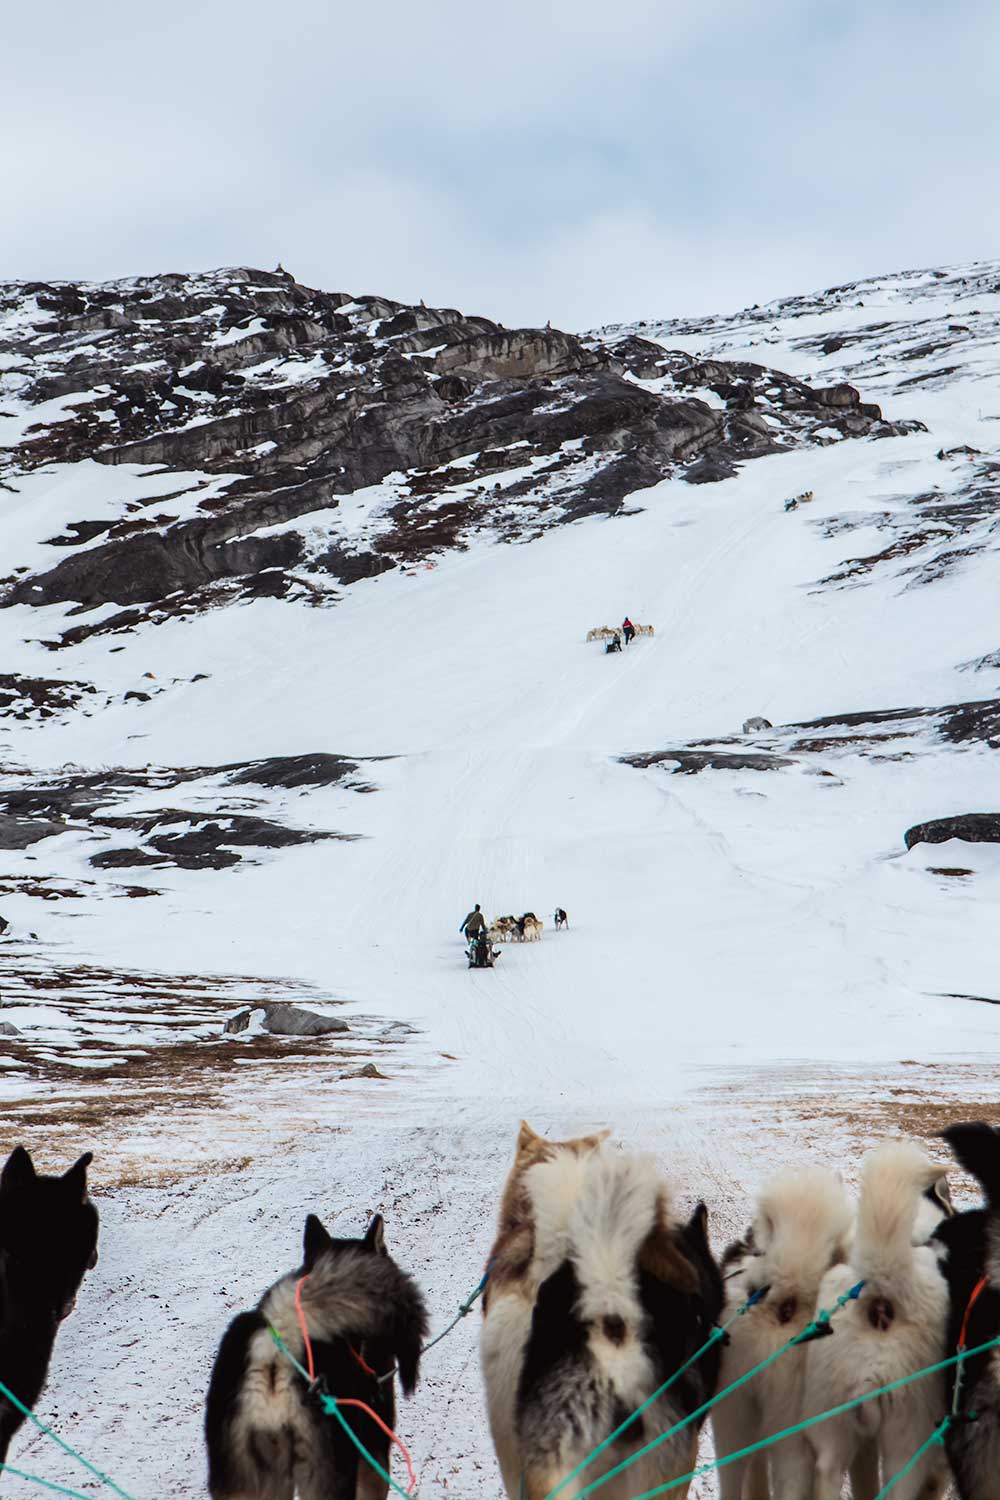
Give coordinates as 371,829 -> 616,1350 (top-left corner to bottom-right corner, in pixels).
622,617 -> 636,646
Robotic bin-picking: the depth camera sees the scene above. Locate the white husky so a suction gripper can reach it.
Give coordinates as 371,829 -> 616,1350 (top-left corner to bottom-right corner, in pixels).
712,1166 -> 853,1500
803,1141 -> 951,1500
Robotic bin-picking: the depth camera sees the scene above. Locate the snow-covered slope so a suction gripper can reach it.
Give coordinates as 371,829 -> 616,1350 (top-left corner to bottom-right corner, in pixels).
2,260 -> 999,1497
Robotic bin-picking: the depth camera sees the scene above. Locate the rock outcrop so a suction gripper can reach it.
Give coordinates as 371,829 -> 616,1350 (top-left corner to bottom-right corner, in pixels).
0,268 -> 905,638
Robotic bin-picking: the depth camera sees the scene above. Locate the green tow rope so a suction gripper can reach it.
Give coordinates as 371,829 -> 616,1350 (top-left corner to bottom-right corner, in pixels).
0,1466 -> 94,1499
544,1284 -> 771,1500
0,1378 -> 137,1500
269,1327 -> 415,1500
617,1334 -> 1000,1500
569,1279 -> 866,1500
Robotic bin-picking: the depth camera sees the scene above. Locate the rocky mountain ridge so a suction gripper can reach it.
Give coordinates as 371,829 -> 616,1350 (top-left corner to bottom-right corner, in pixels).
0,266 -> 910,641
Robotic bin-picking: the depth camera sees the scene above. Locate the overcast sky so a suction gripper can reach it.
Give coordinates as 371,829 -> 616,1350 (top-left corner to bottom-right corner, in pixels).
4,2 -> 999,329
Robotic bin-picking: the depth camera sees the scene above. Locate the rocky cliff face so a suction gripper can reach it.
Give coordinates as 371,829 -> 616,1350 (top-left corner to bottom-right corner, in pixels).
0,267 -> 909,641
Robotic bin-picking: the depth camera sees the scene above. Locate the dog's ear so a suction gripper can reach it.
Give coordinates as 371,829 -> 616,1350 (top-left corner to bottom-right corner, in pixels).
364,1214 -> 387,1255
61,1152 -> 93,1202
303,1214 -> 333,1265
516,1121 -> 542,1154
926,1175 -> 954,1218
581,1128 -> 612,1152
686,1201 -> 710,1248
1,1147 -> 36,1194
639,1224 -> 698,1295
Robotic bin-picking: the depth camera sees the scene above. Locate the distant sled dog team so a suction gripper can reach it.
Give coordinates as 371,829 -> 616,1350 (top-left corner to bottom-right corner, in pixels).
461,903 -> 568,966
4,1122 -> 1000,1497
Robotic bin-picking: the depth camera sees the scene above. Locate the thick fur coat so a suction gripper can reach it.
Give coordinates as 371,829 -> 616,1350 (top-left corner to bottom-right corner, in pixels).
481,1125 -> 722,1500
712,1166 -> 853,1500
935,1122 -> 1000,1499
0,1147 -> 99,1469
205,1214 -> 427,1500
803,1141 -> 951,1500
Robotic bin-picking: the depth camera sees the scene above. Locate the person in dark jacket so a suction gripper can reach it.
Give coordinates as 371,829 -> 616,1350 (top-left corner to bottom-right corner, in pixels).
460,904 -> 486,938
622,617 -> 636,646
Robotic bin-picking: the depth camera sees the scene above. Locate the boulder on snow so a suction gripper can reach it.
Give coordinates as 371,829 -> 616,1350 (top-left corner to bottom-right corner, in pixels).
223,1002 -> 349,1037
0,814 -> 69,850
340,1063 -> 387,1080
0,914 -> 8,935
742,716 -> 773,733
0,1021 -> 21,1036
905,813 -> 1000,850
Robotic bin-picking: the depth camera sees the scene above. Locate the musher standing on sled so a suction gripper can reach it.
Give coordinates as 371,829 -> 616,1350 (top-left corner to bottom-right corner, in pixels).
622,616 -> 636,646
460,903 -> 486,939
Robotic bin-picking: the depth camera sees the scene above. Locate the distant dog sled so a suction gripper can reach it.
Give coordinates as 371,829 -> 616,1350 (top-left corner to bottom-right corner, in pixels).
586,623 -> 654,642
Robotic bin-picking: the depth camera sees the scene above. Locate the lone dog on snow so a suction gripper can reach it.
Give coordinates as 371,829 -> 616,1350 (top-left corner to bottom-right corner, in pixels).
480,1122 -> 722,1500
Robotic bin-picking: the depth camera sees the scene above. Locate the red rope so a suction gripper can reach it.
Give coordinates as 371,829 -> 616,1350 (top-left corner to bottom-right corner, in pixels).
336,1399 -> 418,1492
959,1274 -> 989,1351
292,1272 -> 417,1491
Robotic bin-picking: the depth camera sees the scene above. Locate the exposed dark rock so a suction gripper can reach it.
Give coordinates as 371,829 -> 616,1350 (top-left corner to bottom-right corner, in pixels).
223,1002 -> 349,1036
223,752 -> 375,789
0,814 -> 69,850
0,268 -> 906,629
0,1022 -> 21,1036
905,814 -> 1000,850
89,809 -> 352,871
621,749 -> 796,774
0,674 -> 95,720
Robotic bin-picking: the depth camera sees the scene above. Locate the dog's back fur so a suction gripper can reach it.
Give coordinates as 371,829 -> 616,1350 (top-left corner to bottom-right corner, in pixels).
205,1214 -> 428,1500
0,1147 -> 99,1468
936,1122 -> 1000,1498
803,1140 -> 951,1500
482,1131 -> 722,1500
713,1167 -> 852,1500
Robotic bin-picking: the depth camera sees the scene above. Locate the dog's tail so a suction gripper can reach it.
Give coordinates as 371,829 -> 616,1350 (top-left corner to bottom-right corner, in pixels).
750,1166 -> 853,1299
262,1248 -> 429,1394
853,1140 -> 948,1303
941,1121 -> 1000,1279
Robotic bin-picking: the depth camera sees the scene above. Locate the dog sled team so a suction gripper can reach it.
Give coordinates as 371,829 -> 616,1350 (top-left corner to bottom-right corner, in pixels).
461,903 -> 568,967
587,616 -> 654,653
7,1121 -> 1000,1499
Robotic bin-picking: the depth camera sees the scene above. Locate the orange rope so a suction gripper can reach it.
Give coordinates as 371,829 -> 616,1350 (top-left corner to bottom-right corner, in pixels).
294,1275 -> 316,1382
959,1273 -> 989,1351
293,1272 -> 417,1491
336,1399 -> 418,1493
349,1343 -> 379,1379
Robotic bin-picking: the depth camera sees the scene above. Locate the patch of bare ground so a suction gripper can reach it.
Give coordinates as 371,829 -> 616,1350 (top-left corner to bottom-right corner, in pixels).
0,951 -> 419,1180
698,1058 -> 1000,1198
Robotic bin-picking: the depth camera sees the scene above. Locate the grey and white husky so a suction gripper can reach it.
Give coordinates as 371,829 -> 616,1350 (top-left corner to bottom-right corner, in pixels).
205,1213 -> 428,1500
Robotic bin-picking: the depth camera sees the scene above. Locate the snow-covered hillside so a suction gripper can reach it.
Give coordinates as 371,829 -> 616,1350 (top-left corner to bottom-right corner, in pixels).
2,261 -> 999,1496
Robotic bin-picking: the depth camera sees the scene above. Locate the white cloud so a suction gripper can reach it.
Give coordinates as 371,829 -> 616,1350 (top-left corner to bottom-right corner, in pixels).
4,0 -> 1000,327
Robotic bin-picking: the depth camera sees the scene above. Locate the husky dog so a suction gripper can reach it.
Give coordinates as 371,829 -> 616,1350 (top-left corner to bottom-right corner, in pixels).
521,915 -> 543,942
0,1147 -> 99,1469
935,1122 -> 1000,1498
587,627 -> 616,643
712,1166 -> 853,1500
554,909 -> 568,931
481,1124 -> 722,1500
495,917 -> 517,942
206,1213 -> 428,1500
803,1141 -> 951,1500
634,624 -> 655,638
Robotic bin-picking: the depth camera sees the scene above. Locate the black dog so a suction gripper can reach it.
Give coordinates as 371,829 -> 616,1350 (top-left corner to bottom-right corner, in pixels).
554,909 -> 568,931
935,1122 -> 1000,1497
0,1147 -> 99,1468
206,1213 -> 428,1500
